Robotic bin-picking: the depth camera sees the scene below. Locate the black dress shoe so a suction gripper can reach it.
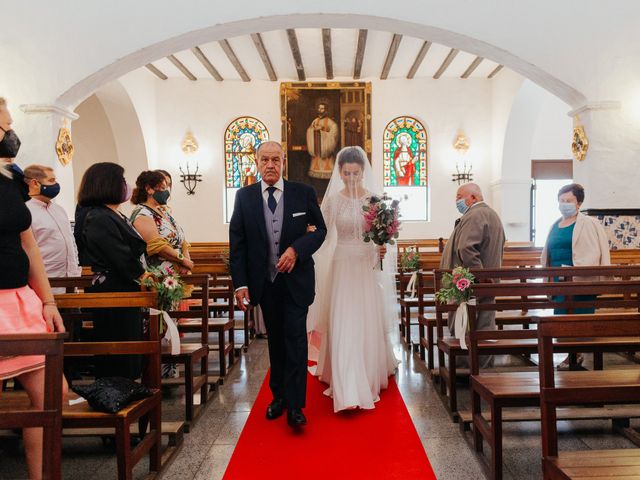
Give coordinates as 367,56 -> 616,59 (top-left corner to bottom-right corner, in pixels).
287,408 -> 307,428
266,398 -> 285,420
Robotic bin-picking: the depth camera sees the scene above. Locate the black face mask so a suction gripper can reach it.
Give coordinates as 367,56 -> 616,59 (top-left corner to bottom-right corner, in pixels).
0,126 -> 21,158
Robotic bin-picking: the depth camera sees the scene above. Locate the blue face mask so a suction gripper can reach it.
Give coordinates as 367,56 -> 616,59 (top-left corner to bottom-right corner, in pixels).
456,199 -> 469,215
559,202 -> 577,218
40,182 -> 61,199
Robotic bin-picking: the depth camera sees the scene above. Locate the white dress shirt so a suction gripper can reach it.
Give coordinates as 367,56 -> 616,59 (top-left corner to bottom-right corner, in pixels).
261,177 -> 284,204
27,198 -> 82,277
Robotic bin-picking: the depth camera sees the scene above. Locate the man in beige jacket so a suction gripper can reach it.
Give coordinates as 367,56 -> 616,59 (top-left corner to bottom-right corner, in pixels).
440,183 -> 505,367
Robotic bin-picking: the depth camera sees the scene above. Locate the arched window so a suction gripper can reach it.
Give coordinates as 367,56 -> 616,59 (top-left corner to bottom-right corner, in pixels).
224,117 -> 269,221
382,116 -> 428,221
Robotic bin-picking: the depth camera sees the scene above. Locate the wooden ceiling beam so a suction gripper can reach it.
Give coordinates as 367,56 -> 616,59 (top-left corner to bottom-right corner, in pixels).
167,55 -> 197,81
353,29 -> 368,80
219,39 -> 251,82
433,48 -> 459,79
488,64 -> 504,79
145,63 -> 168,80
191,46 -> 223,81
460,56 -> 484,79
250,33 -> 277,81
286,29 -> 306,81
381,34 -> 402,80
322,28 -> 333,80
406,41 -> 432,79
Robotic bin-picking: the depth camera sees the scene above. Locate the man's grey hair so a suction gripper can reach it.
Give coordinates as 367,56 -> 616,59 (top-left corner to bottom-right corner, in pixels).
256,141 -> 284,159
459,182 -> 484,200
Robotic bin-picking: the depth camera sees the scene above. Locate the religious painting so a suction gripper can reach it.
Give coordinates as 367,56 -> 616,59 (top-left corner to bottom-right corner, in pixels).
224,116 -> 269,221
383,116 -> 429,222
383,116 -> 427,187
280,82 -> 372,198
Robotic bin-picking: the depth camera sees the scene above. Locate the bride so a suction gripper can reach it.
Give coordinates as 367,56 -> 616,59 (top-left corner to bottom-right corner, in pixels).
309,145 -> 399,412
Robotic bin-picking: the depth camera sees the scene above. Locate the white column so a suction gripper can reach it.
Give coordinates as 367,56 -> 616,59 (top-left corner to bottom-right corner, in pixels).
569,102 -> 640,209
490,178 -> 531,242
18,104 -> 79,218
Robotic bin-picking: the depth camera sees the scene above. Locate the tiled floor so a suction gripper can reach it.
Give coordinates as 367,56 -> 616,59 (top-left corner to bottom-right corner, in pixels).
1,326 -> 639,479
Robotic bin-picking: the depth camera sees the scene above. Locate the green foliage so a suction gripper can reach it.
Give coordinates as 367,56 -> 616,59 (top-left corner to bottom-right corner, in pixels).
399,247 -> 420,273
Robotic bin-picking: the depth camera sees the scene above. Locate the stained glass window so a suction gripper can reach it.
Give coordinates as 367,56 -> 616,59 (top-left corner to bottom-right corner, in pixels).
224,117 -> 269,222
382,116 -> 428,221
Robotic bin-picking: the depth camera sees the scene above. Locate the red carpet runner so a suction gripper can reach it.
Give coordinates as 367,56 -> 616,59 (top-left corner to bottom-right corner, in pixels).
223,371 -> 436,479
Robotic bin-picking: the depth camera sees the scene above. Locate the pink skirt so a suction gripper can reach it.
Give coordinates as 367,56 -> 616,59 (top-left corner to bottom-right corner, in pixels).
0,286 -> 49,380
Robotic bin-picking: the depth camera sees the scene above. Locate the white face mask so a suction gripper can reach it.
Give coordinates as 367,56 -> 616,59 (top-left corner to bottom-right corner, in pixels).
559,202 -> 577,218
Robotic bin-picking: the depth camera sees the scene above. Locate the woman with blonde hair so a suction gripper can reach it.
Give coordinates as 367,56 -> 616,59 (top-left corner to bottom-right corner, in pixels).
0,97 -> 68,479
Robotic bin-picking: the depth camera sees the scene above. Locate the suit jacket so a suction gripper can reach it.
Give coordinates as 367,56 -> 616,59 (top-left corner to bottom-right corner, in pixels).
75,206 -> 146,284
440,202 -> 505,271
229,180 -> 327,307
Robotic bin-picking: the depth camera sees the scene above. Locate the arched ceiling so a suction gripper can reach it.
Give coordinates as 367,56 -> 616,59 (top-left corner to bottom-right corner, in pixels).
141,28 -> 504,82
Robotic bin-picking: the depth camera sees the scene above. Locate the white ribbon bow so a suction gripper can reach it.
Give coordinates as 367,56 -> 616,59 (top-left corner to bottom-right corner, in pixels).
151,308 -> 181,355
406,271 -> 418,299
453,298 -> 476,350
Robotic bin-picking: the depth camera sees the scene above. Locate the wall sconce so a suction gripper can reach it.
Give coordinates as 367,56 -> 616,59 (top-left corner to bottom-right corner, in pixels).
179,131 -> 202,195
452,131 -> 473,184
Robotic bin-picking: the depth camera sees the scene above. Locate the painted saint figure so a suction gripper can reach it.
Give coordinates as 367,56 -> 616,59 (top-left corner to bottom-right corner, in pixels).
239,132 -> 258,187
393,132 -> 416,186
306,99 -> 339,179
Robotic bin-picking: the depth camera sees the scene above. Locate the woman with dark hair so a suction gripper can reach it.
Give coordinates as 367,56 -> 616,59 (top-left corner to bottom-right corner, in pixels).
541,182 -> 611,369
130,170 -> 193,274
74,162 -> 147,379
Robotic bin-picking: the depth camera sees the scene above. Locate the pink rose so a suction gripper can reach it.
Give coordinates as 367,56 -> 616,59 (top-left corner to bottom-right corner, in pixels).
456,278 -> 470,291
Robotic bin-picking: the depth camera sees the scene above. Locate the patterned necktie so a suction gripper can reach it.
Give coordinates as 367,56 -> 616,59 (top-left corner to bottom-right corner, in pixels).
267,186 -> 277,214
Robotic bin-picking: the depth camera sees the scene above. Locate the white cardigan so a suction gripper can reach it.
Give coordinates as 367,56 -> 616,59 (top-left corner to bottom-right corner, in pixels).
541,213 -> 611,272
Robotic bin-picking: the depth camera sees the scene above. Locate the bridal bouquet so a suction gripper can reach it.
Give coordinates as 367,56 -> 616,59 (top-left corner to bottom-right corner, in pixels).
362,193 -> 401,270
435,266 -> 475,305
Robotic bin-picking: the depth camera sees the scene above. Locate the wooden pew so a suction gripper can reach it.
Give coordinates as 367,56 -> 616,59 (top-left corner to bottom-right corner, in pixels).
179,265 -> 235,380
435,265 -> 640,421
160,273 -> 211,431
55,292 -> 164,480
538,315 -> 640,479
0,333 -> 65,480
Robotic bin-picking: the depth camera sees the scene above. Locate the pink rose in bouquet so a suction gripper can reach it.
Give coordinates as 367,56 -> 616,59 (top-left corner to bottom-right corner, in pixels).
362,193 -> 401,270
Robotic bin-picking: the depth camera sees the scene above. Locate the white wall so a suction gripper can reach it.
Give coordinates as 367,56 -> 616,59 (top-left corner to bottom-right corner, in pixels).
132,78 -> 494,242
72,95 -> 119,195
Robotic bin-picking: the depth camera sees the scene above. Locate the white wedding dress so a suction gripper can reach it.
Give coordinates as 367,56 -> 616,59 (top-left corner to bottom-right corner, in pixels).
309,149 -> 399,413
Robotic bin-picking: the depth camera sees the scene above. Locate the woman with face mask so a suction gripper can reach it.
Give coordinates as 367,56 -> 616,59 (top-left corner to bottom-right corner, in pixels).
74,162 -> 147,380
130,170 -> 193,275
0,97 -> 69,480
540,183 -> 611,370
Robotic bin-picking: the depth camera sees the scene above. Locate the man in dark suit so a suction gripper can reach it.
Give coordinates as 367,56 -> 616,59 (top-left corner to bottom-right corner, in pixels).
229,141 -> 327,428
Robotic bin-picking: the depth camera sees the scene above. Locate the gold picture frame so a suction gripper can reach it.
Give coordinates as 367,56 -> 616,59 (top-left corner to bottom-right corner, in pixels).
55,126 -> 74,166
572,123 -> 589,161
280,82 -> 372,198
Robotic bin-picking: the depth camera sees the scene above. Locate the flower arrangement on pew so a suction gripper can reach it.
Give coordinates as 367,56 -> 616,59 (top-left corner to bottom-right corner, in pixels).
139,266 -> 193,355
435,266 -> 475,350
140,265 -> 192,312
399,247 -> 420,273
400,247 -> 421,298
362,193 -> 401,270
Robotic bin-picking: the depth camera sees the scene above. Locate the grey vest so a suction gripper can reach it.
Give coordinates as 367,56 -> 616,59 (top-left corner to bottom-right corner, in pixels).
263,191 -> 284,282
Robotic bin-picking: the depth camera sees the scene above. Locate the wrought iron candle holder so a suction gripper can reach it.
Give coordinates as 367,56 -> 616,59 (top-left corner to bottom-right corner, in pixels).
179,163 -> 202,195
